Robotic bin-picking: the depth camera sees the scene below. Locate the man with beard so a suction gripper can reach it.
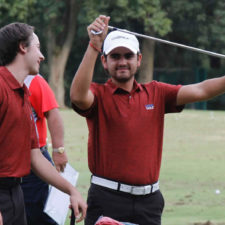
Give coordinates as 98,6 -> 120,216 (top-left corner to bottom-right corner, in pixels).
70,15 -> 225,225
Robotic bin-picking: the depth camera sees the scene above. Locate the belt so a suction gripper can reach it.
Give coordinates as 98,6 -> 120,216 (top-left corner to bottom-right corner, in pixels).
91,175 -> 159,195
0,177 -> 23,189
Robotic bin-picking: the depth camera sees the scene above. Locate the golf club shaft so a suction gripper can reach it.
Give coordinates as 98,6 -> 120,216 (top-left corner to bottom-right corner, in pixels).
108,26 -> 225,59
70,209 -> 75,225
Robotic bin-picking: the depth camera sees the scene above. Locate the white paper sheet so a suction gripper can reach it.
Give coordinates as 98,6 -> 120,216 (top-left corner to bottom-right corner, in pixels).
44,163 -> 79,225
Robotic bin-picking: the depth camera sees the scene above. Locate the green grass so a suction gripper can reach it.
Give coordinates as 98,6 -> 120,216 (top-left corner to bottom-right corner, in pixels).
56,109 -> 225,225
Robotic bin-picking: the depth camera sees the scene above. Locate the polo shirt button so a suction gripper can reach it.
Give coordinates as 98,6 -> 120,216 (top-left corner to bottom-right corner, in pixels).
129,96 -> 132,99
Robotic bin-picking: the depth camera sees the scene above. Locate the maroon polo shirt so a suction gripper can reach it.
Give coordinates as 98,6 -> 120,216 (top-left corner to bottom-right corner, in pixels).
72,79 -> 184,185
0,67 -> 39,178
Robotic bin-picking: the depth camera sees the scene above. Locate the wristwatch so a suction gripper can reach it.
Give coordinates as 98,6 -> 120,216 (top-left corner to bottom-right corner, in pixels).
53,147 -> 65,154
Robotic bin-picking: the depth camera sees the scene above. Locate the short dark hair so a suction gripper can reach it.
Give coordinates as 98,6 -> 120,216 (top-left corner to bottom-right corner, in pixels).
0,22 -> 34,66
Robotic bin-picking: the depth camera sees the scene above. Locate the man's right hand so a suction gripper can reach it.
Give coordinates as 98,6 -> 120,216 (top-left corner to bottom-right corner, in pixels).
87,15 -> 110,50
69,188 -> 87,223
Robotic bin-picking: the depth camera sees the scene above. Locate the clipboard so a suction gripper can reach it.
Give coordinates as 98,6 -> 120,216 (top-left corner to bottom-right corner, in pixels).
44,163 -> 79,225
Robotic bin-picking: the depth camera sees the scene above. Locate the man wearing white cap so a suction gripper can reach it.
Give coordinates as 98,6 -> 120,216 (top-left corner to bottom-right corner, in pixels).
70,15 -> 225,225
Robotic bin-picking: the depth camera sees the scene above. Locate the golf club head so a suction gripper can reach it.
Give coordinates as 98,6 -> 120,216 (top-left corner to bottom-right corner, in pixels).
91,26 -> 119,35
91,26 -> 116,35
91,30 -> 103,35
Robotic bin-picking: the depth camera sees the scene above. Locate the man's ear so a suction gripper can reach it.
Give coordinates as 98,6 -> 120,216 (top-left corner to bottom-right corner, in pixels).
137,53 -> 142,67
101,54 -> 107,70
18,42 -> 27,54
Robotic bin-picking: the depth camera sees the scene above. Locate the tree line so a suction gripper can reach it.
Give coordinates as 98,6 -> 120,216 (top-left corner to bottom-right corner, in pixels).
1,0 -> 225,107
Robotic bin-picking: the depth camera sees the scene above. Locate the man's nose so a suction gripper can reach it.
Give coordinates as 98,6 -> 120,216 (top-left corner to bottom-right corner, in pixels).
40,52 -> 45,61
118,56 -> 127,64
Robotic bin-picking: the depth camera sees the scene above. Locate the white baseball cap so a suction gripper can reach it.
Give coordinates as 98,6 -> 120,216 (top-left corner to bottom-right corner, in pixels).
103,30 -> 140,55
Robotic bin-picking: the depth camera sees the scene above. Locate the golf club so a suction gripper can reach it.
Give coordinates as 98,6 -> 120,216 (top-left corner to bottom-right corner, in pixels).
70,209 -> 75,225
108,26 -> 225,59
91,26 -> 225,59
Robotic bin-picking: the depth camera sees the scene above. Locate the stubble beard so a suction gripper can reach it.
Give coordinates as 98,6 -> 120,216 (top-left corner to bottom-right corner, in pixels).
105,68 -> 137,83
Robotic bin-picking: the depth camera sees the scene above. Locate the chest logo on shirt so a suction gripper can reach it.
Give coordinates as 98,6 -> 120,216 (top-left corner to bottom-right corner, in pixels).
145,104 -> 154,110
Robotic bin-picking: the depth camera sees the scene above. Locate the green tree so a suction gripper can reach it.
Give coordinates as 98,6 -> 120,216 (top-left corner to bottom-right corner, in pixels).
80,0 -> 172,83
129,0 -> 172,83
0,0 -> 36,25
0,0 -> 82,107
160,0 -> 225,69
30,0 -> 81,107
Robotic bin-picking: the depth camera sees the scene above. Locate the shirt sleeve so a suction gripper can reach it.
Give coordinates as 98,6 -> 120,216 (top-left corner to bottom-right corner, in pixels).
155,81 -> 184,113
71,83 -> 98,118
29,75 -> 59,119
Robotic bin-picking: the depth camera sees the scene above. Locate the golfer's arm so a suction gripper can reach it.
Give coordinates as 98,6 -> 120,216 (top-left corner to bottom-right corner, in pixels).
70,46 -> 99,110
31,148 -> 73,194
177,76 -> 225,105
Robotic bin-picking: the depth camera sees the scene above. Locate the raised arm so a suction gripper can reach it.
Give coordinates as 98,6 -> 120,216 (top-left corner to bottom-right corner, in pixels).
177,76 -> 225,106
70,15 -> 110,110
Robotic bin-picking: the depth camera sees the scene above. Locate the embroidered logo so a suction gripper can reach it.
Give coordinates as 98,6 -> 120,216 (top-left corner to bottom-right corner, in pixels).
145,104 -> 154,110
